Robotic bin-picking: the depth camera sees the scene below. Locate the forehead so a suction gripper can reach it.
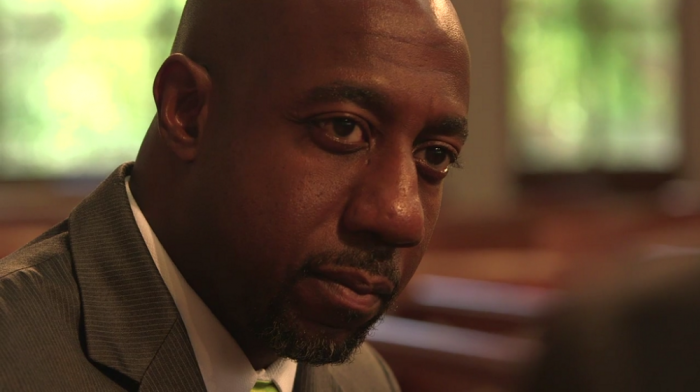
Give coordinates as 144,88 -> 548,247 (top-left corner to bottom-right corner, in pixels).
227,0 -> 470,115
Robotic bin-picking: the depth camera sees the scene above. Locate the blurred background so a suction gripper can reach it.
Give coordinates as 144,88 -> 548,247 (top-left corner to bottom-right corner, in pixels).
1,0 -> 699,390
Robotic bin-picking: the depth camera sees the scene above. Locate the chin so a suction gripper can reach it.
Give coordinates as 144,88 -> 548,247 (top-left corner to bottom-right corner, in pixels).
255,306 -> 383,365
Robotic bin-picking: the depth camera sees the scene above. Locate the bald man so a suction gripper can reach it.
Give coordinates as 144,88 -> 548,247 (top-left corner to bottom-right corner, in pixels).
0,0 -> 471,391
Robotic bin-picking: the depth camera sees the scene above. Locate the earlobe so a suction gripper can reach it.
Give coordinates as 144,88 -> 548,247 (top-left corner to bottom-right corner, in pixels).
153,53 -> 212,161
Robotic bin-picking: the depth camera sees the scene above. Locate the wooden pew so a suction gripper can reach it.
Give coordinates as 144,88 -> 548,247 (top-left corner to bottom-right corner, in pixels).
394,275 -> 561,334
369,316 -> 538,392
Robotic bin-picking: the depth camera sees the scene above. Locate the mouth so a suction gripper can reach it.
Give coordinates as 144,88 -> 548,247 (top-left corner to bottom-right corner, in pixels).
309,265 -> 395,298
291,266 -> 396,329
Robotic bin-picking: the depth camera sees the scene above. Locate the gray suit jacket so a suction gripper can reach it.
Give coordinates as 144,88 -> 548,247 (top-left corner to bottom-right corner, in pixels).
524,254 -> 700,392
0,164 -> 400,392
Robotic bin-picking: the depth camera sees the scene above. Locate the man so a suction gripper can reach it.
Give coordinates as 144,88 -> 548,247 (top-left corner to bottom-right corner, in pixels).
0,0 -> 471,391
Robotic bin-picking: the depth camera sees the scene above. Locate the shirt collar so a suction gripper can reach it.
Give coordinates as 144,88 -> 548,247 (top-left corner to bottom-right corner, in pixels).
125,177 -> 297,392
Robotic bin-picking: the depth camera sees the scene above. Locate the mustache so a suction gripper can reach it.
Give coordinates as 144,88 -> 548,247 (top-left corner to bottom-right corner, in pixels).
300,248 -> 401,293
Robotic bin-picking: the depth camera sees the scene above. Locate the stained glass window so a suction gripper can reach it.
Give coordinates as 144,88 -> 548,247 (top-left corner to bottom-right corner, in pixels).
0,0 -> 186,179
506,0 -> 681,172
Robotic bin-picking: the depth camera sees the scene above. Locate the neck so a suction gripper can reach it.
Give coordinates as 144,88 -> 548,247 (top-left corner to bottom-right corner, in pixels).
239,339 -> 280,370
182,272 -> 281,370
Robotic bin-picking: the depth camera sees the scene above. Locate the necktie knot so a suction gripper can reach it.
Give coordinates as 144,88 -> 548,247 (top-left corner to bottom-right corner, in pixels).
251,380 -> 279,392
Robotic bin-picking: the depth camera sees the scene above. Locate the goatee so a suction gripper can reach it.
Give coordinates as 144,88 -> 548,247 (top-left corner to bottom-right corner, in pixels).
251,248 -> 400,365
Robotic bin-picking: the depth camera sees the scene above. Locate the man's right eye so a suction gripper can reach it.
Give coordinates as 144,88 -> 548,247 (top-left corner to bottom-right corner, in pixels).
328,118 -> 363,139
310,115 -> 370,152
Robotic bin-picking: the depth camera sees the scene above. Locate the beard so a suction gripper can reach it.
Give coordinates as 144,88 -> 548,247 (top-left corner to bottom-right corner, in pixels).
249,248 -> 400,365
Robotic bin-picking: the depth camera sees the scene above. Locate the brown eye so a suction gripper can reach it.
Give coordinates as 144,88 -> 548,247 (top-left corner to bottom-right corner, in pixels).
331,118 -> 359,137
425,147 -> 449,166
414,145 -> 458,176
322,117 -> 364,143
309,115 -> 369,153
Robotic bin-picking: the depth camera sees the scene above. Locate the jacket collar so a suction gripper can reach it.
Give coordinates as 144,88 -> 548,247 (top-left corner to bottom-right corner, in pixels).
68,163 -> 202,388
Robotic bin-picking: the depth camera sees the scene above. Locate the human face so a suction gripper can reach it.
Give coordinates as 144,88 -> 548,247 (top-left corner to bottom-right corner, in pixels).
186,0 -> 470,364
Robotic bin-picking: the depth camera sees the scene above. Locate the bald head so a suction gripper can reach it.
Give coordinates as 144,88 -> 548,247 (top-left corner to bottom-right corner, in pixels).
170,0 -> 468,83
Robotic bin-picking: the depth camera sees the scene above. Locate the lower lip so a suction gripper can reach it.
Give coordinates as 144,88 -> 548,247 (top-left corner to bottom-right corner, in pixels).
292,277 -> 382,325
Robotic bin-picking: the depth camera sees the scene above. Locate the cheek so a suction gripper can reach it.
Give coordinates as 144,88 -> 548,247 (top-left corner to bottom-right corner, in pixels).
254,155 -> 350,238
421,182 -> 444,238
202,133 -> 358,271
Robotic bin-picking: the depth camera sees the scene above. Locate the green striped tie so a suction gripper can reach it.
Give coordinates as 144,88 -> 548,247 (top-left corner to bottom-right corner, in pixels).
251,380 -> 279,392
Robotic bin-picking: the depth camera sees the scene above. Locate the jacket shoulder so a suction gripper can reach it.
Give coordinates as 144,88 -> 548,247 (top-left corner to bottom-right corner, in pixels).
0,220 -> 72,279
0,218 -> 80,333
0,221 -> 122,390
328,343 -> 401,392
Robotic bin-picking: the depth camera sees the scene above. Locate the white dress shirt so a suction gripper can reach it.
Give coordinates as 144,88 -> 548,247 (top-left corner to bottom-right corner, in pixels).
125,177 -> 297,392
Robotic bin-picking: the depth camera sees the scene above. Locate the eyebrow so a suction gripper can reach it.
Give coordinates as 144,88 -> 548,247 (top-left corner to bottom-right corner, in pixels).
425,117 -> 469,143
299,82 -> 469,142
300,83 -> 389,114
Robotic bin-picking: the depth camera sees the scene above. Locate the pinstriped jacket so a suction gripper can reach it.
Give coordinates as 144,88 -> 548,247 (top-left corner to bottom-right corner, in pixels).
0,164 -> 400,392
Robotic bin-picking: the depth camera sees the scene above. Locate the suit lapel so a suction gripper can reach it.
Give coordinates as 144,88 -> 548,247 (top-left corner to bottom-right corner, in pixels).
69,163 -> 205,390
138,318 -> 206,392
293,364 -> 343,392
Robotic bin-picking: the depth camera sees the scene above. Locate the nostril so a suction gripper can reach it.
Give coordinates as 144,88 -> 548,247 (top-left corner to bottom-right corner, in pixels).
341,203 -> 424,248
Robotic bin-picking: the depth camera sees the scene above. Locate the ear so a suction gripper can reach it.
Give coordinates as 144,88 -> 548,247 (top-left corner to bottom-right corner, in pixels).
153,53 -> 212,161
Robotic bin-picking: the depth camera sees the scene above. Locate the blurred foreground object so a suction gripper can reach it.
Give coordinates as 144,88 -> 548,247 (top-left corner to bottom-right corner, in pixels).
523,251 -> 700,392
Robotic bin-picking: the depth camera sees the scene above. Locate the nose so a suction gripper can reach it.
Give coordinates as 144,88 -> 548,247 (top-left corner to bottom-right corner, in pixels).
341,151 -> 425,248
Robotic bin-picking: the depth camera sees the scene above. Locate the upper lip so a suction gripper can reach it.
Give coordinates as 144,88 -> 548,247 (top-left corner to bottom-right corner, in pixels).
310,266 -> 395,297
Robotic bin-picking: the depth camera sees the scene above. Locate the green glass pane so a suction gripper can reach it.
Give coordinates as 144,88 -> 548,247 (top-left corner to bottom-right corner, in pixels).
506,0 -> 681,172
0,0 -> 187,179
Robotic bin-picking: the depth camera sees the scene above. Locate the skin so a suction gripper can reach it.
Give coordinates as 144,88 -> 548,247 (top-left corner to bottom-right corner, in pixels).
130,0 -> 470,370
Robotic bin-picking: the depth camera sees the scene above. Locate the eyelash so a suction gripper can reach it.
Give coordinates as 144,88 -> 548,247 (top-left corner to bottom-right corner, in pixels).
448,150 -> 464,169
315,115 -> 371,137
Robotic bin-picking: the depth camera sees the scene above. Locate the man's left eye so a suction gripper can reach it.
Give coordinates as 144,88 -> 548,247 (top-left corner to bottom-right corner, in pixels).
414,145 -> 458,175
